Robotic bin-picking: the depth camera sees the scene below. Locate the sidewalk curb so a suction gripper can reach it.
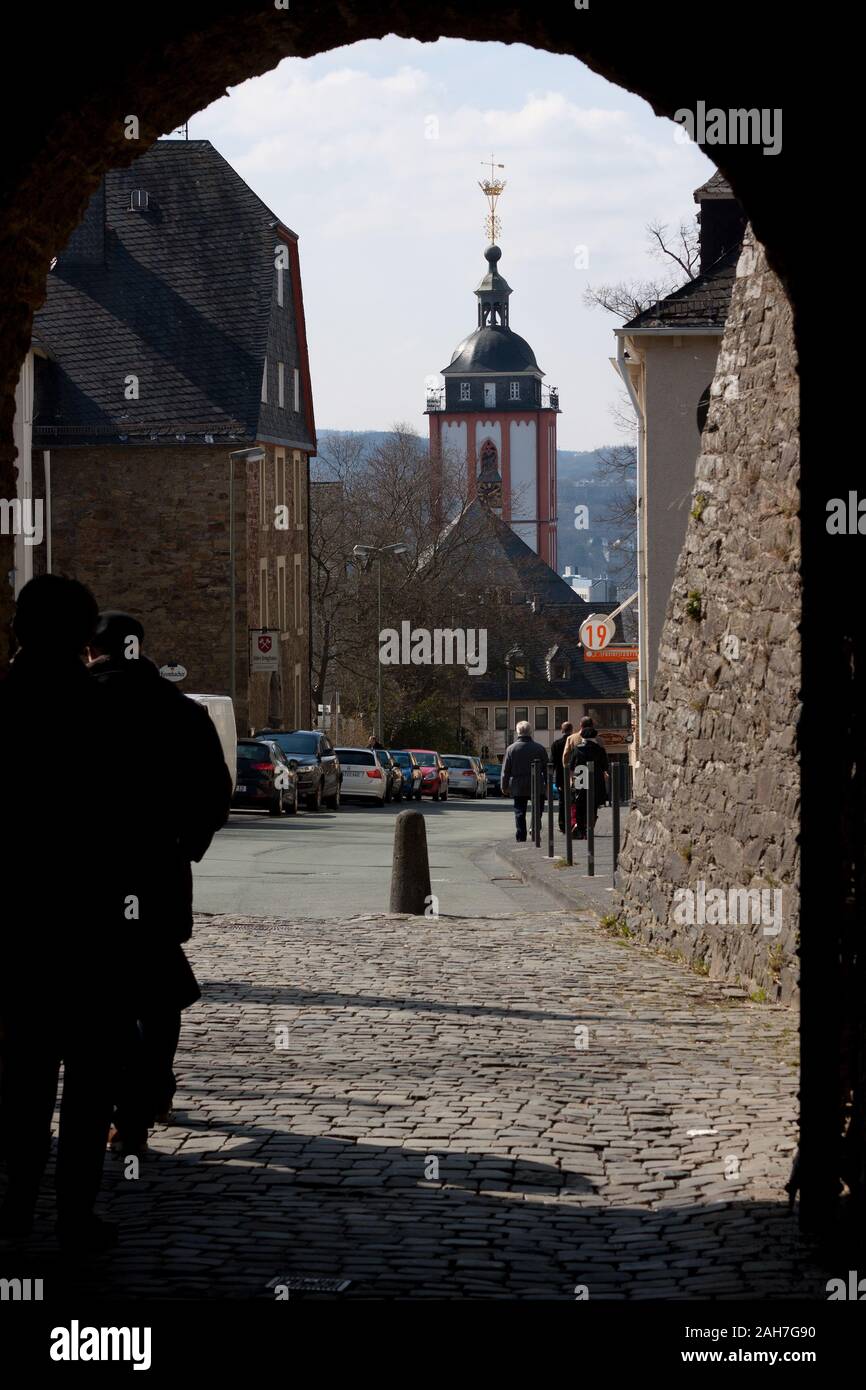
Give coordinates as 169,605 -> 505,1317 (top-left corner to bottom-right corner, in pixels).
494,839 -> 623,919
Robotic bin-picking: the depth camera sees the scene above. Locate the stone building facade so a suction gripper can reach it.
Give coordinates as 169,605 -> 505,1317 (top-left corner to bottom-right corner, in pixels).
28,139 -> 316,735
616,231 -> 800,1003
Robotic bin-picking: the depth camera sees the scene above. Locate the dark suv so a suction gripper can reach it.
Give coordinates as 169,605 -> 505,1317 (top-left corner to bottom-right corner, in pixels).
254,729 -> 341,811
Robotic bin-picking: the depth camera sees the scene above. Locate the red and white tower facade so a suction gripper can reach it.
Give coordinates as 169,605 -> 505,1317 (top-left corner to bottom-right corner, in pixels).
426,168 -> 559,567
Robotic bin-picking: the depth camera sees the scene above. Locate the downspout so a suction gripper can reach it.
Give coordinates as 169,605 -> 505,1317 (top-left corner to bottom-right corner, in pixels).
43,450 -> 51,574
615,335 -> 648,754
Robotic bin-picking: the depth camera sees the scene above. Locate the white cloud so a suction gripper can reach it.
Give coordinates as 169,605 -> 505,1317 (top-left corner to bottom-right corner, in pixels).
193,39 -> 715,446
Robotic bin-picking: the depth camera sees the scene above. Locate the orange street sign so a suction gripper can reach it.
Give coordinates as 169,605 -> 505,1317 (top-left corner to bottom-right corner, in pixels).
584,645 -> 639,662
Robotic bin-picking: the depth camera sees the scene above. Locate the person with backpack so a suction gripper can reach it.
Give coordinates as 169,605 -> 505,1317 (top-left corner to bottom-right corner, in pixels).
563,719 -> 610,839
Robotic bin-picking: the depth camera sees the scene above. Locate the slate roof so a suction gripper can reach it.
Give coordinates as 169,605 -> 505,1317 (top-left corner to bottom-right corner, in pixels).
621,245 -> 740,331
33,140 -> 315,450
437,501 -> 630,702
443,325 -> 540,375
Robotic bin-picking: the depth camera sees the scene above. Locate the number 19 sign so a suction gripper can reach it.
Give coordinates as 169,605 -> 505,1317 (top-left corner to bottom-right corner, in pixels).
579,613 -> 616,651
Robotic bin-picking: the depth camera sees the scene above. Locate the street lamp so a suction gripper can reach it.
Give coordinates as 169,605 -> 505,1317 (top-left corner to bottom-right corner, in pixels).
504,645 -> 525,748
353,542 -> 410,742
229,447 -> 266,708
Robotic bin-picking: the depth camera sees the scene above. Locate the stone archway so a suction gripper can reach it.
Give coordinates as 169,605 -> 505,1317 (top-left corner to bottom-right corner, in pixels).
0,5 -> 855,1242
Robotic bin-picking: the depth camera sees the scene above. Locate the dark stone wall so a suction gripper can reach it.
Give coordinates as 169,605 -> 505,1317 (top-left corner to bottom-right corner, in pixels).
617,231 -> 800,1002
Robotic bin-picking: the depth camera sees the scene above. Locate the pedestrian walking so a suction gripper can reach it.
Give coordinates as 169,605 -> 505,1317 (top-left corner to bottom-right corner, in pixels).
86,611 -> 231,1154
0,576 -> 129,1250
549,720 -> 573,833
563,720 -> 610,839
500,720 -> 547,843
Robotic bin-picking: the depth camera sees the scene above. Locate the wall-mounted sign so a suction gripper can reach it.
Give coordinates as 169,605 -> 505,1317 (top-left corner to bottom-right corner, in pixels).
250,628 -> 280,673
579,613 -> 616,650
159,662 -> 187,682
584,645 -> 639,663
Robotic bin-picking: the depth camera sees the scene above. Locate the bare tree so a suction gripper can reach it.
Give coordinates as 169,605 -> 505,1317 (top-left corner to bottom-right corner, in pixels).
583,215 -> 700,321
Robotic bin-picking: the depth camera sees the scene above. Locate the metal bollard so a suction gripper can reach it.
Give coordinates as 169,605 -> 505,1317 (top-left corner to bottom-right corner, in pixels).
612,768 -> 620,881
547,761 -> 555,858
530,759 -> 539,847
564,763 -> 573,866
587,760 -> 595,876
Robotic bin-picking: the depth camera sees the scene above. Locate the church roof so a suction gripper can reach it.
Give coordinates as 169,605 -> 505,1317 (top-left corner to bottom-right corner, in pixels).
433,500 -> 630,701
443,325 -> 540,375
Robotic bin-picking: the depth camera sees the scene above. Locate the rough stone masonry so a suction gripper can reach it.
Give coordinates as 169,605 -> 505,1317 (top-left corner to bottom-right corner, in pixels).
617,230 -> 800,1004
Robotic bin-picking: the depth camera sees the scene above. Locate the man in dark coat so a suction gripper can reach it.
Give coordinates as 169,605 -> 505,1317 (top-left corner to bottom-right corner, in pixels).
549,720 -> 573,834
86,611 -> 232,1150
0,576 -> 127,1249
501,720 -> 548,843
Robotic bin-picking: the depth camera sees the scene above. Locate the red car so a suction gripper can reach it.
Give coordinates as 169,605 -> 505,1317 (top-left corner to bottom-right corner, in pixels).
409,750 -> 450,801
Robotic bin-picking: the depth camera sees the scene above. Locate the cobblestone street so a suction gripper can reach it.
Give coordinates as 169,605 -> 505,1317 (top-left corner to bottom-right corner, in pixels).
13,909 -> 824,1300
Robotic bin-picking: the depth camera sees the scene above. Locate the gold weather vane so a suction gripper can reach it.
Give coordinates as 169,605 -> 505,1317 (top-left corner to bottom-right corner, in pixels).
479,156 -> 506,244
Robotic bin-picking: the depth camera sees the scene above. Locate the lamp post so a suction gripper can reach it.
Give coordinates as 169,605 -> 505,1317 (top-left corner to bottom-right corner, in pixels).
504,645 -> 524,748
229,447 -> 266,709
353,542 -> 409,742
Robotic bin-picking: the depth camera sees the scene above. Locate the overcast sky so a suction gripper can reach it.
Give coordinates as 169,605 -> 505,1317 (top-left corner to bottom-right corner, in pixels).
191,38 -> 715,452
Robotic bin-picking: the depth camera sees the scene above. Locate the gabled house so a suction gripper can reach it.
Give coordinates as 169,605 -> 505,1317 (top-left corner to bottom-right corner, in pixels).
441,499 -> 633,782
31,138 -> 317,733
615,171 -> 746,738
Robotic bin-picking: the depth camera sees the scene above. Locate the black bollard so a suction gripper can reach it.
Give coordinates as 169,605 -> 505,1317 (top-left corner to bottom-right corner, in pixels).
531,760 -> 540,847
547,760 -> 555,858
564,763 -> 573,866
389,809 -> 432,914
587,761 -> 595,877
612,767 -> 620,881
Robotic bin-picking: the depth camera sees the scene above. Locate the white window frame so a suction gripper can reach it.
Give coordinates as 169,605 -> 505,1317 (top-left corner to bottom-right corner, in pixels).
277,362 -> 285,409
276,265 -> 284,307
293,367 -> 300,412
483,382 -> 495,407
259,456 -> 268,529
259,558 -> 269,628
293,451 -> 303,530
261,358 -> 268,404
460,382 -> 471,401
293,553 -> 302,633
274,448 -> 286,511
509,380 -> 521,401
277,555 -> 287,633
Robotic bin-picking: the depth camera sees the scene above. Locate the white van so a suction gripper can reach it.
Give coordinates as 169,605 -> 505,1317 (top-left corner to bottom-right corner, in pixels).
185,694 -> 237,791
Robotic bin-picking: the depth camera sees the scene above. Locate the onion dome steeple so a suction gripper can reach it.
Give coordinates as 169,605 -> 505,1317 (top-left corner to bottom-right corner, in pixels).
475,244 -> 511,328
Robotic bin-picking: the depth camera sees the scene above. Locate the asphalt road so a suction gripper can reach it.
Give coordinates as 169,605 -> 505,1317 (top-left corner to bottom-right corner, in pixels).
192,792 -> 553,918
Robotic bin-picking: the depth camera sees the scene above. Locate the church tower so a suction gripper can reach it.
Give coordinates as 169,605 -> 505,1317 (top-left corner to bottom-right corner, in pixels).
426,165 -> 560,568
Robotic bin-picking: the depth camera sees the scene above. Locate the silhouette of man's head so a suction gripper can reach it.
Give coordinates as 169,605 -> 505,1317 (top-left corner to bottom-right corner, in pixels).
13,575 -> 99,658
91,610 -> 145,660
561,721 -> 574,735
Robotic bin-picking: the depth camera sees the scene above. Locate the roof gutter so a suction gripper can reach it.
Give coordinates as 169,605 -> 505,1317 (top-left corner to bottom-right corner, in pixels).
615,335 -> 648,755
614,325 -> 725,337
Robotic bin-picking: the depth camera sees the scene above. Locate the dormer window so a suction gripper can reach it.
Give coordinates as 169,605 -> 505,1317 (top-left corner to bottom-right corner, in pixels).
509,381 -> 520,401
460,382 -> 471,402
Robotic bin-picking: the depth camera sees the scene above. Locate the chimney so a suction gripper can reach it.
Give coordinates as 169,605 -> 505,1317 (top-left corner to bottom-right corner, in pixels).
61,182 -> 106,265
693,173 -> 746,275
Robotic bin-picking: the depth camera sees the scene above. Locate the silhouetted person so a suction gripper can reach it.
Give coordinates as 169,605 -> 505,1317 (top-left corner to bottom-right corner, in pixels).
549,721 -> 573,833
0,575 -> 125,1249
86,611 -> 231,1152
501,720 -> 547,843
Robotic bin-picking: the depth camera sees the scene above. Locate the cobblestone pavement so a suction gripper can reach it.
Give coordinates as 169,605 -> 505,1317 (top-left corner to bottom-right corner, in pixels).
5,910 -> 825,1300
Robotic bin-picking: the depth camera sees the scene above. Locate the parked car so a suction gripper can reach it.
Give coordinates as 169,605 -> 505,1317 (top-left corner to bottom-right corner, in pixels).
470,756 -> 488,798
377,748 -> 404,802
442,753 -> 485,798
484,762 -> 502,796
334,746 -> 389,804
409,749 -> 449,801
254,728 -> 341,811
233,738 -> 298,816
388,749 -> 423,800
